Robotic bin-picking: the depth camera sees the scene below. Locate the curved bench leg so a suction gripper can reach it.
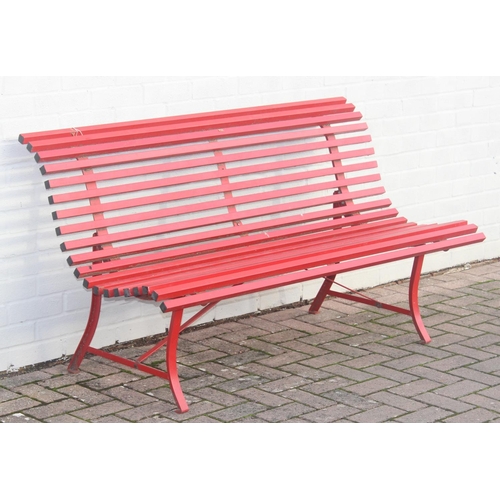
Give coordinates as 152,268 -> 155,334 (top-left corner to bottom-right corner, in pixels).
68,293 -> 102,373
166,309 -> 189,413
409,255 -> 431,344
309,274 -> 336,314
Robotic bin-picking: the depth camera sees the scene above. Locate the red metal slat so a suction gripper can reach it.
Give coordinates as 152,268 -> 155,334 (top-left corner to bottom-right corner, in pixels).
92,219 -> 423,296
149,223 -> 479,300
61,186 -> 386,252
20,97 -> 348,144
151,224 -> 481,302
40,121 -> 369,174
35,111 -> 363,163
48,146 -> 376,205
67,199 -> 394,266
46,133 -> 373,189
57,171 -> 382,236
28,102 -> 356,153
158,233 -> 485,311
75,210 -> 402,278
52,159 -> 379,221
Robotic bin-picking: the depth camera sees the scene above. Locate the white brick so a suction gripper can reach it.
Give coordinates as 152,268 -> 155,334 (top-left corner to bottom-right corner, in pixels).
90,85 -> 144,109
192,77 -> 238,100
474,87 -> 500,107
8,295 -> 63,324
144,81 -> 192,105
0,321 -> 36,349
0,94 -> 35,119
419,111 -> 456,131
2,76 -> 61,95
238,77 -> 282,95
62,76 -> 116,90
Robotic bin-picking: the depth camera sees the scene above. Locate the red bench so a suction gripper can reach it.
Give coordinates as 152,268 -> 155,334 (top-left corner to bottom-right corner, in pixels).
20,97 -> 485,413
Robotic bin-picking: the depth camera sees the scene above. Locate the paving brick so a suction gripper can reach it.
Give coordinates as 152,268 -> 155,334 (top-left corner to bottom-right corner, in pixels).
322,389 -> 380,410
279,388 -> 335,409
0,387 -> 22,402
406,366 -> 462,385
238,316 -> 290,333
301,377 -> 353,395
82,372 -> 140,390
117,401 -> 173,422
199,337 -> 249,355
0,397 -> 41,417
71,400 -> 134,420
348,405 -> 406,423
458,393 -> 500,413
209,402 -> 266,422
449,368 -> 500,386
341,354 -> 391,369
391,342 -> 451,360
358,342 -> 409,359
298,330 -> 350,348
214,375 -> 269,394
255,350 -> 310,368
424,355 -> 476,372
103,386 -> 159,406
395,406 -> 453,423
1,413 -> 40,423
191,387 -> 247,407
324,364 -> 376,382
24,399 -> 86,419
383,354 -> 435,370
279,339 -> 330,357
78,359 -> 122,376
476,385 -> 500,400
0,371 -> 52,389
468,358 -> 500,373
256,329 -> 308,343
256,402 -> 314,422
93,415 -> 131,423
434,380 -> 487,398
301,404 -> 360,423
45,414 -> 88,423
365,365 -> 418,383
238,362 -> 291,380
300,352 -> 351,368
14,383 -> 66,403
369,391 -> 427,412
393,381 -> 439,400
346,377 -> 399,396
413,392 -> 474,413
57,385 -> 113,405
443,408 -> 498,423
282,363 -> 332,380
179,349 -> 226,366
279,318 -> 328,334
257,375 -> 309,393
236,387 -> 291,407
239,338 -> 288,355
442,344 -> 496,361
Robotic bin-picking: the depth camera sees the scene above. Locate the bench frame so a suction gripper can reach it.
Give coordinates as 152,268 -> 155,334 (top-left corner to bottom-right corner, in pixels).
20,97 -> 485,413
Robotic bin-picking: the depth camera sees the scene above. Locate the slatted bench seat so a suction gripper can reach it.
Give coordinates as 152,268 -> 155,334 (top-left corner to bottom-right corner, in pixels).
20,97 -> 485,413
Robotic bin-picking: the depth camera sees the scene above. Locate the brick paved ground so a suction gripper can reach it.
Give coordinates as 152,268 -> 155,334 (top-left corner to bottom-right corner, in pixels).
1,259 -> 499,423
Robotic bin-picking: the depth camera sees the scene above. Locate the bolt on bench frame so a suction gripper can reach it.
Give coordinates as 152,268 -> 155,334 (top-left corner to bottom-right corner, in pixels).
20,97 -> 486,413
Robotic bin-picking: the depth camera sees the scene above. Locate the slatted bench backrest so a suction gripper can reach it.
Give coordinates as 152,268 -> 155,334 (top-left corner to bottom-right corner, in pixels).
20,97 -> 394,281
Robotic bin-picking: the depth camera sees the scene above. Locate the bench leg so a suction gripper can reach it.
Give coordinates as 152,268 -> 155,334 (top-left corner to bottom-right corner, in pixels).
68,293 -> 102,373
409,255 -> 431,344
309,274 -> 336,314
166,309 -> 189,413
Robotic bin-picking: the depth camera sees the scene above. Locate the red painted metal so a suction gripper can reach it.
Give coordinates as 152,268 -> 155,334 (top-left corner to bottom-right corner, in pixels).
21,97 -> 486,413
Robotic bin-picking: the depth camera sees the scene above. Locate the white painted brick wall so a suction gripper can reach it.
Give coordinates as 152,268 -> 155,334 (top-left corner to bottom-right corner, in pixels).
0,76 -> 499,372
